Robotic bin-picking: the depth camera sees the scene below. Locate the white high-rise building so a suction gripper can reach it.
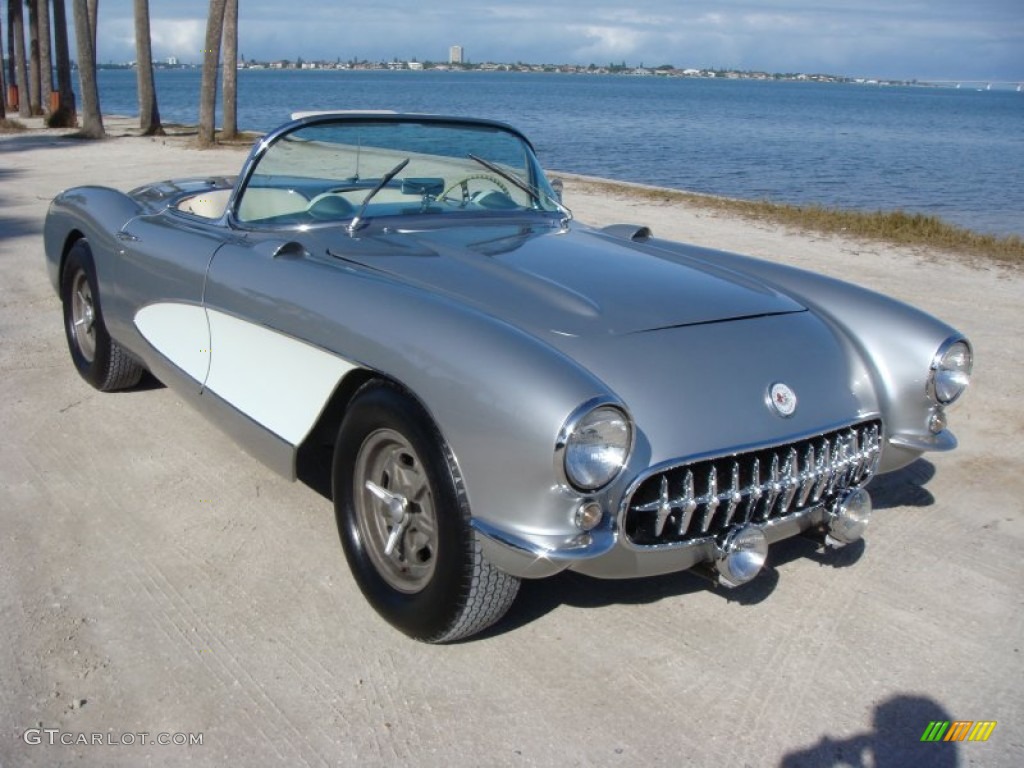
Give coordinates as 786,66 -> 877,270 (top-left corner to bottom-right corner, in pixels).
449,46 -> 464,65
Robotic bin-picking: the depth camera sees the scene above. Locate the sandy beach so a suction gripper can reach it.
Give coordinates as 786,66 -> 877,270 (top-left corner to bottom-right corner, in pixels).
1,116 -> 1021,766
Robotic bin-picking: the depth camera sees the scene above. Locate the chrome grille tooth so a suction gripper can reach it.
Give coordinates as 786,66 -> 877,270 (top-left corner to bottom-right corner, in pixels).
763,452 -> 781,520
677,470 -> 697,536
745,457 -> 762,523
781,447 -> 799,514
826,435 -> 843,496
867,424 -> 882,475
813,440 -> 831,501
722,461 -> 742,527
797,444 -> 816,507
700,466 -> 719,533
652,476 -> 672,537
848,429 -> 861,484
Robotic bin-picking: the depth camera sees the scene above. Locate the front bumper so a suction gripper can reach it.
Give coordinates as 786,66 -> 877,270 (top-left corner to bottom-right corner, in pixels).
473,418 -> 884,580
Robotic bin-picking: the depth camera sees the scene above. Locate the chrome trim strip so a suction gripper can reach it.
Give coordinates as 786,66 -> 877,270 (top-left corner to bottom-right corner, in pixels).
470,518 -> 617,562
889,430 -> 958,452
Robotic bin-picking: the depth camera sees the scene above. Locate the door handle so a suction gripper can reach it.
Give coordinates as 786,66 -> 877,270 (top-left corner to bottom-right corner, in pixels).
116,231 -> 139,242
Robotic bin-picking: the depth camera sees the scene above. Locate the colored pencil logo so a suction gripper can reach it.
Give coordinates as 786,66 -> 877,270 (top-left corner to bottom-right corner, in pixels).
920,721 -> 997,742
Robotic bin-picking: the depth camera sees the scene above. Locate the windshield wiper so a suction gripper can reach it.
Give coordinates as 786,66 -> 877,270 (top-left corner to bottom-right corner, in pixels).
348,157 -> 410,234
467,154 -> 572,219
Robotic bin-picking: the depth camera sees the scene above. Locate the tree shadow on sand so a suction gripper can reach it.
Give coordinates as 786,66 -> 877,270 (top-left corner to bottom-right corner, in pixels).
0,167 -> 42,238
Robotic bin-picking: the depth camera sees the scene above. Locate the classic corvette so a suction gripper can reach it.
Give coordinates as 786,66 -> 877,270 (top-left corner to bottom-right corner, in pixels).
44,112 -> 973,642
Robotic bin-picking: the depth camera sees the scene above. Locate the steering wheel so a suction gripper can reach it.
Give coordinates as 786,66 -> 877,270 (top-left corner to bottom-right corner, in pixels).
441,174 -> 512,207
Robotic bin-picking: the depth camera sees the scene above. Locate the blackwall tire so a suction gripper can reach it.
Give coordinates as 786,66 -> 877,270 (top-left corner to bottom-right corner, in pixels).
61,239 -> 144,392
333,381 -> 520,642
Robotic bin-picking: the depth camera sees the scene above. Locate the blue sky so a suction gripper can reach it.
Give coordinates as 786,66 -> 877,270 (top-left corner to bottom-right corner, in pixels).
86,0 -> 1023,81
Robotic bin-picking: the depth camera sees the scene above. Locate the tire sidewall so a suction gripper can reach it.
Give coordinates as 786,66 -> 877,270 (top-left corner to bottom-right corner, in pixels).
333,383 -> 473,640
61,240 -> 113,389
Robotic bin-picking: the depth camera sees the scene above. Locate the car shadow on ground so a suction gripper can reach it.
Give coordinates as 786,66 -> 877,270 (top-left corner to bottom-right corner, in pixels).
483,458 -> 939,639
867,459 -> 936,510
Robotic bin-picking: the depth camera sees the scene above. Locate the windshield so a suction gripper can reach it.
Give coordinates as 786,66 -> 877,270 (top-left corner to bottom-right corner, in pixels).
234,117 -> 564,227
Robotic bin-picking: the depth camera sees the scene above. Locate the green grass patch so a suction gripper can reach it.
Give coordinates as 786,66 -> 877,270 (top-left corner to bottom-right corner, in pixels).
573,178 -> 1024,268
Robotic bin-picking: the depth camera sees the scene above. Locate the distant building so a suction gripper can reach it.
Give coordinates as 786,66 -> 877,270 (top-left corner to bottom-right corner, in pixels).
167,56 -> 178,66
449,46 -> 464,65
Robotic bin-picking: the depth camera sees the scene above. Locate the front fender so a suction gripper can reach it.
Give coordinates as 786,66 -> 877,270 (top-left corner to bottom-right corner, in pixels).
201,244 -> 620,550
44,186 -> 142,293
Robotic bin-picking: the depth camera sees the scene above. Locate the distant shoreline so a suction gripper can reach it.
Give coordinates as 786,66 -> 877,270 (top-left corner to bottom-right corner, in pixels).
92,61 -> 1023,91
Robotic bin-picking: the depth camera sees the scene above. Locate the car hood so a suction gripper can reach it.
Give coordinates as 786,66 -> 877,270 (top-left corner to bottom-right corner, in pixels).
332,222 -> 804,337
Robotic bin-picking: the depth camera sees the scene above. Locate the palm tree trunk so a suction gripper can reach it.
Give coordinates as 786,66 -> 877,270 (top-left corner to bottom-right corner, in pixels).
38,0 -> 54,112
11,0 -> 31,117
220,0 -> 238,139
50,0 -> 76,124
197,0 -> 226,147
27,0 -> 43,114
133,0 -> 162,135
0,9 -> 7,119
86,0 -> 97,54
71,0 -> 103,137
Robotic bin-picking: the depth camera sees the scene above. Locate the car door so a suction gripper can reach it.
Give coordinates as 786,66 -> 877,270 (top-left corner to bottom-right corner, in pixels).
108,211 -> 228,390
201,235 -> 357,456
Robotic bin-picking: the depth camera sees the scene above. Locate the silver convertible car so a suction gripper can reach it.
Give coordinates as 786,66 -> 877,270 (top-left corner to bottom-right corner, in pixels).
44,112 -> 973,642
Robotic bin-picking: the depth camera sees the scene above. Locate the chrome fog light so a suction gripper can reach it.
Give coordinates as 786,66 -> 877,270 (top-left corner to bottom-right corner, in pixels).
827,488 -> 872,547
714,524 -> 768,588
574,501 -> 604,531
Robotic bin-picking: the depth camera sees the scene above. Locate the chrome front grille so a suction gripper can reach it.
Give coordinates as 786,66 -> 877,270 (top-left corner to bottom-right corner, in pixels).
624,421 -> 882,547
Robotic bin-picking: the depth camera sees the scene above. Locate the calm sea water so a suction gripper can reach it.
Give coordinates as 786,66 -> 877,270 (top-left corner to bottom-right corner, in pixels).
90,69 -> 1024,236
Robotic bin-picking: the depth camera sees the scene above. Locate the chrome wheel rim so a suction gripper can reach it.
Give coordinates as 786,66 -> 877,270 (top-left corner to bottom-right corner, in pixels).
70,270 -> 97,363
354,428 -> 438,593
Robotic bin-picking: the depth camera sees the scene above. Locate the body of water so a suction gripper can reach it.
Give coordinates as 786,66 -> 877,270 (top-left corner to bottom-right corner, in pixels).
90,69 -> 1024,237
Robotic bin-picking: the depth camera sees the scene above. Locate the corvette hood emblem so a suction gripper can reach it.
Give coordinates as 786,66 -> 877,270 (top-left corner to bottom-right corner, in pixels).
768,382 -> 798,417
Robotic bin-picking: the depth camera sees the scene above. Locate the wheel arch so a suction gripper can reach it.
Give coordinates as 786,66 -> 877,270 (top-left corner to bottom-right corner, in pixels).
58,229 -> 87,282
296,368 -> 438,501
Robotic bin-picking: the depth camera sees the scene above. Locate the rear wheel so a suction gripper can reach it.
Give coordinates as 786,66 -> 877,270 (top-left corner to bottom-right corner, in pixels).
333,381 -> 520,642
61,240 -> 144,391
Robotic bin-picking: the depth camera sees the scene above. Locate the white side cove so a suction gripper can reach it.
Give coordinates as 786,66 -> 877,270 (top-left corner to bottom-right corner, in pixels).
135,302 -> 211,384
135,303 -> 356,445
204,310 -> 356,444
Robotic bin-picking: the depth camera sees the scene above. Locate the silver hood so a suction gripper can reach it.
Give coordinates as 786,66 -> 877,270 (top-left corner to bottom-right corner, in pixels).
331,223 -> 805,337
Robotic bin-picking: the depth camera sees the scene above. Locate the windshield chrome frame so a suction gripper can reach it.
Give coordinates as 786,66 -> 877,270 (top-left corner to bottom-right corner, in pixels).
225,112 -> 565,232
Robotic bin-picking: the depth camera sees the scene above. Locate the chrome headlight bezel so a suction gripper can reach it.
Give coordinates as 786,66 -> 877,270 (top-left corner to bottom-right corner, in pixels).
555,399 -> 634,493
927,337 -> 973,406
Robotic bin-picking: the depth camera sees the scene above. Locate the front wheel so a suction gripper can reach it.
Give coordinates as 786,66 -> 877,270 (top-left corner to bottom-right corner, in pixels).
333,381 -> 520,642
61,240 -> 144,391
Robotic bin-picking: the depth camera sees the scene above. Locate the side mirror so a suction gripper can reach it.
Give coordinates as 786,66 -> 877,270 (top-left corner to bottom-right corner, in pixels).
549,177 -> 564,204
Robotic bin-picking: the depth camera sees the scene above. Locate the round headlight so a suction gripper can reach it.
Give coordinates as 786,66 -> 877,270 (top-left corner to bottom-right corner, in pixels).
559,404 -> 632,491
928,339 -> 973,405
